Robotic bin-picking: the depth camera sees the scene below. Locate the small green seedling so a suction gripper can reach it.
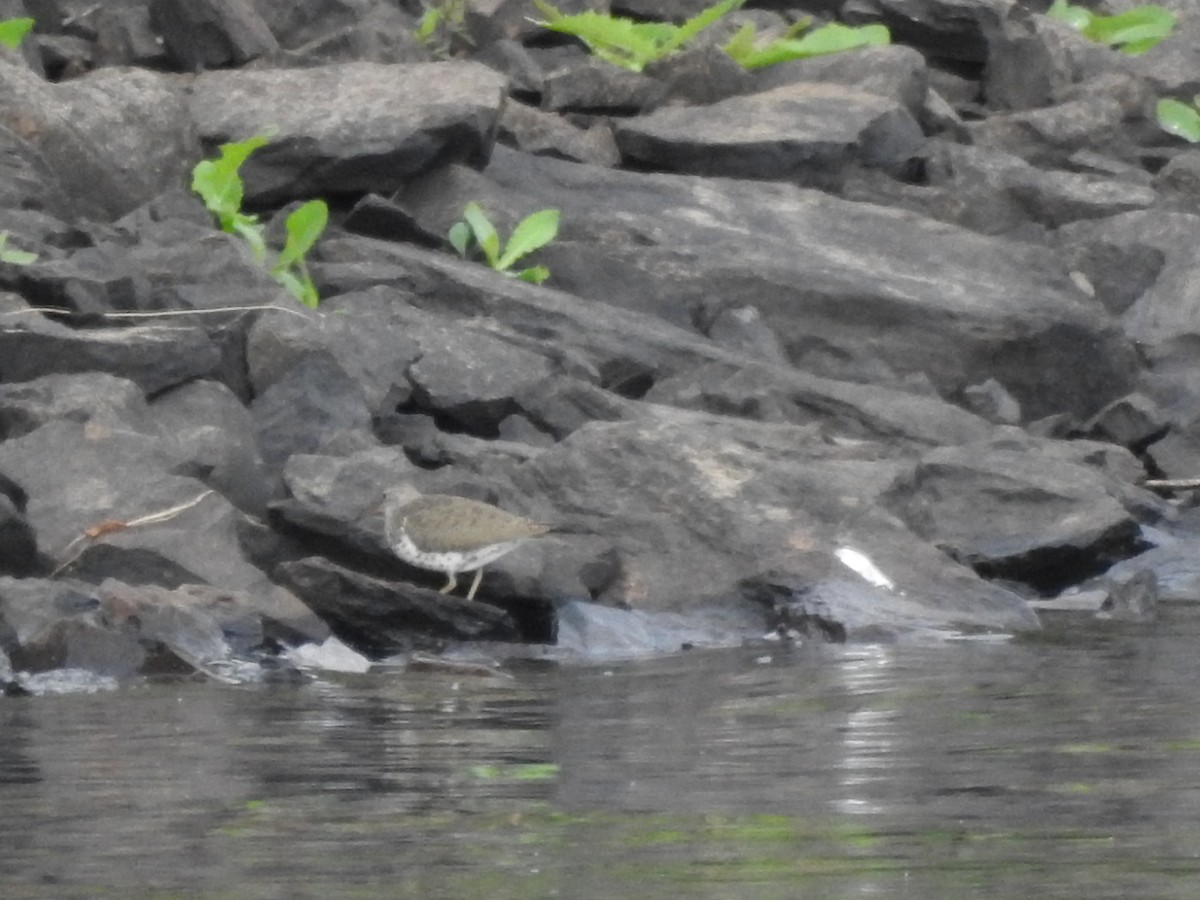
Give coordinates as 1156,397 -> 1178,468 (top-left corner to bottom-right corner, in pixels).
192,134 -> 271,262
448,202 -> 559,284
531,0 -> 744,72
271,201 -> 328,308
191,134 -> 329,308
0,231 -> 36,265
724,19 -> 889,68
1157,96 -> 1200,142
414,0 -> 472,57
1046,0 -> 1174,55
0,17 -> 34,50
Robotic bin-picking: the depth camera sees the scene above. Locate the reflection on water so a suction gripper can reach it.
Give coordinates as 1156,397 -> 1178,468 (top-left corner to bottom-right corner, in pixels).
4,607 -> 1200,898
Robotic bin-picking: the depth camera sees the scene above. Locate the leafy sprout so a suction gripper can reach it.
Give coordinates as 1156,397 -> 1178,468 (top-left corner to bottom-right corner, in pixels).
0,17 -> 34,50
0,231 -> 37,265
530,0 -> 744,72
191,134 -> 329,308
724,19 -> 890,68
1046,0 -> 1175,55
1157,97 -> 1200,143
449,202 -> 560,284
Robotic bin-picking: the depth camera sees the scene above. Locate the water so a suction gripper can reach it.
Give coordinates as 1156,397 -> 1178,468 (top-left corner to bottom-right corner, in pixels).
4,606 -> 1200,898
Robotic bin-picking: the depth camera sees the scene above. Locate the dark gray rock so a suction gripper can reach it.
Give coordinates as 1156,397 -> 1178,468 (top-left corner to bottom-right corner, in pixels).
0,371 -> 151,438
961,378 -> 1021,426
614,81 -> 925,188
748,44 -> 929,118
540,54 -> 666,112
1057,211 -> 1200,364
0,59 -> 195,221
250,353 -> 375,471
149,0 -> 279,71
498,100 -> 621,166
275,556 -> 520,656
881,434 -> 1162,592
395,151 -> 1140,421
511,409 -> 1038,630
0,491 -> 39,576
149,379 -> 272,515
188,60 -> 509,205
843,0 -> 1000,63
923,141 -> 1156,232
0,419 -> 272,594
1080,393 -> 1168,451
644,43 -> 753,106
0,296 -> 224,394
967,73 -> 1151,166
274,1 -> 426,66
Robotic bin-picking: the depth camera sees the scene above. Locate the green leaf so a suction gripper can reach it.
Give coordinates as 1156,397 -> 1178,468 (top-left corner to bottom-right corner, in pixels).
1156,98 -> 1200,142
729,21 -> 889,68
1046,0 -> 1093,31
662,0 -> 745,55
416,8 -> 440,40
277,200 -> 328,270
273,266 -> 319,308
496,208 -> 560,271
531,0 -> 736,72
1083,5 -> 1174,53
191,133 -> 271,222
517,265 -> 551,284
0,17 -> 34,50
448,220 -> 472,257
467,762 -> 560,780
0,231 -> 37,265
232,216 -> 267,264
462,202 -> 501,268
723,21 -> 759,62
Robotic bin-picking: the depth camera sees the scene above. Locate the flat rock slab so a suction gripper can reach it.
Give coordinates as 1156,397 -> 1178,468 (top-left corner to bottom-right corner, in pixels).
512,409 -> 1038,631
0,299 -> 222,394
189,61 -> 509,203
397,151 -> 1139,420
883,435 -> 1159,589
615,82 -> 924,186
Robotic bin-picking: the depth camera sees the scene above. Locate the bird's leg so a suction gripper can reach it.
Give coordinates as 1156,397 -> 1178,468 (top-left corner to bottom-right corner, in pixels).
439,573 -> 457,594
466,568 -> 484,601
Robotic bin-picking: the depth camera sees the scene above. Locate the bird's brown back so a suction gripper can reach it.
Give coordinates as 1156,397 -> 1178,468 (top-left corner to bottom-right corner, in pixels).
400,494 -> 550,553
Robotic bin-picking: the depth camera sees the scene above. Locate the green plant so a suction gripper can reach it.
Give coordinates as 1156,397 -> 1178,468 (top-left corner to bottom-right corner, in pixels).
0,17 -> 34,50
191,134 -> 328,308
1046,0 -> 1174,55
1157,96 -> 1200,142
530,0 -> 744,72
723,19 -> 889,68
0,231 -> 36,265
448,202 -> 559,284
414,0 -> 472,57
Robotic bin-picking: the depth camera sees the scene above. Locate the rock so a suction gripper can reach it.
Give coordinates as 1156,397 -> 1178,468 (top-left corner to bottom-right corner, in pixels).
4,0 -> 1199,675
149,0 -> 279,71
275,556 -> 520,656
188,61 -> 509,204
961,378 -> 1022,426
0,59 -> 194,220
614,81 -> 925,188
881,434 -> 1162,592
1080,393 -> 1168,452
0,297 -> 224,394
395,149 -> 1140,420
250,353 -> 375,472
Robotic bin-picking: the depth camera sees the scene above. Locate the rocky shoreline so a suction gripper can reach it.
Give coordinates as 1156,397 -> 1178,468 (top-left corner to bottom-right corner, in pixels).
2,0 -> 1198,692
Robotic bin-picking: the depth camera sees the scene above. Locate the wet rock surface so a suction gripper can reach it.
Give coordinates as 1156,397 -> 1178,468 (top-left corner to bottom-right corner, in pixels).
1,0 -> 1199,688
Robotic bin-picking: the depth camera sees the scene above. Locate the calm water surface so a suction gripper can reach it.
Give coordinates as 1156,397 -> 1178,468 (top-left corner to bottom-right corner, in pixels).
4,606 -> 1200,898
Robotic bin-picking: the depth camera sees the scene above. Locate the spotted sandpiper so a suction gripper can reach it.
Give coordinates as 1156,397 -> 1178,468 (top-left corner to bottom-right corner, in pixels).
379,487 -> 551,601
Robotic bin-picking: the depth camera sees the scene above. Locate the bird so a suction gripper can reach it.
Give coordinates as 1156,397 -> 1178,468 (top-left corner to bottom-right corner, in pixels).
378,486 -> 551,601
